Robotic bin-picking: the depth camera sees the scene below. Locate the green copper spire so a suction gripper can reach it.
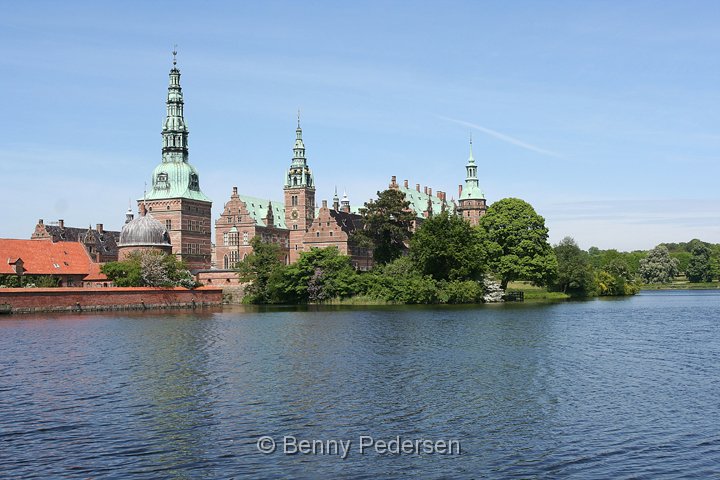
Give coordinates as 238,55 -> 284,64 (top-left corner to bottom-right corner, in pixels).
161,47 -> 189,163
460,136 -> 485,200
144,51 -> 210,202
284,112 -> 315,189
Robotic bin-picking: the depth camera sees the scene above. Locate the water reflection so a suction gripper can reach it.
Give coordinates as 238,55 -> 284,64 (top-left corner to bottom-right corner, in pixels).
1,293 -> 720,478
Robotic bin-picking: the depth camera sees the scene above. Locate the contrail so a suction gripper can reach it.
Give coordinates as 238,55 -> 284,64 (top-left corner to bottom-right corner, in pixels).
439,116 -> 563,158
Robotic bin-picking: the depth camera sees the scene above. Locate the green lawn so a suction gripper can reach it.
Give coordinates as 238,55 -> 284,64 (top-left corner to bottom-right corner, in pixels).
506,281 -> 570,301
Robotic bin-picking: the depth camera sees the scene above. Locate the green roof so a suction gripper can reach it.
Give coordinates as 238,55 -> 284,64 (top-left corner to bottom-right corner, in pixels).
395,186 -> 447,218
460,183 -> 485,200
238,195 -> 287,229
144,160 -> 211,202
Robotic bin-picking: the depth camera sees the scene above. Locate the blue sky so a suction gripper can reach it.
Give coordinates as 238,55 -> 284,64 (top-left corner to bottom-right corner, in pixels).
1,0 -> 718,250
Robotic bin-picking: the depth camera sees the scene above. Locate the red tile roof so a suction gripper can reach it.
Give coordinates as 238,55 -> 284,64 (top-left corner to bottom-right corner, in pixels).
0,239 -> 106,280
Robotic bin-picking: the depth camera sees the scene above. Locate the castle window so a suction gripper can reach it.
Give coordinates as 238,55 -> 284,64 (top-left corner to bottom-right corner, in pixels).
316,232 -> 320,237
189,173 -> 200,191
227,217 -> 232,223
291,196 -> 298,206
223,233 -> 229,245
329,231 -> 333,237
293,224 -> 298,230
156,172 -> 169,189
165,219 -> 172,231
243,232 -> 249,245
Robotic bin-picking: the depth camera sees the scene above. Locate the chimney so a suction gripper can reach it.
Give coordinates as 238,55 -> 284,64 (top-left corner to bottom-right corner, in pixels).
458,185 -> 463,198
58,219 -> 64,229
423,186 -> 428,195
428,187 -> 432,197
437,191 -> 443,200
96,223 -> 103,233
322,199 -> 328,208
39,219 -> 44,225
232,186 -> 238,196
416,183 -> 421,192
140,204 -> 147,216
390,175 -> 397,188
403,179 -> 409,188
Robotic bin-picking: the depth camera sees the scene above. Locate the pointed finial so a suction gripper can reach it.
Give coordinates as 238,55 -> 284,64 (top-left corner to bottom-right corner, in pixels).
470,131 -> 473,145
172,45 -> 178,66
297,108 -> 301,129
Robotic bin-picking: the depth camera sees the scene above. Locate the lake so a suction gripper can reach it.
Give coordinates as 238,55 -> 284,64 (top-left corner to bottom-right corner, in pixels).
1,290 -> 719,478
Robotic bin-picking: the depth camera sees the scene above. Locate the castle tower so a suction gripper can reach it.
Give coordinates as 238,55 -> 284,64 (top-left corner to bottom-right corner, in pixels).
284,113 -> 315,263
139,50 -> 212,270
456,137 -> 487,226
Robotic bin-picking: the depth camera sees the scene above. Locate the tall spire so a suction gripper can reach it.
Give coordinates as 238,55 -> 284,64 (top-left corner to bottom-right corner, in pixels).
465,136 -> 478,183
285,113 -> 314,189
460,136 -> 484,200
161,48 -> 189,163
292,109 -> 306,165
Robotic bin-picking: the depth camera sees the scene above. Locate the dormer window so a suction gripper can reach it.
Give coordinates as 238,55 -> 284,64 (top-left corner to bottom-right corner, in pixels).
189,173 -> 200,191
156,172 -> 169,189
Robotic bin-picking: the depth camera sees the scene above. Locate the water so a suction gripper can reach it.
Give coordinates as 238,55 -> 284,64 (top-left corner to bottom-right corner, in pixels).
1,291 -> 719,479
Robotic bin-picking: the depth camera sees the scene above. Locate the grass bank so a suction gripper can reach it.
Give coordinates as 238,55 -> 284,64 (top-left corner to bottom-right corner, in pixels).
642,281 -> 720,290
506,281 -> 571,302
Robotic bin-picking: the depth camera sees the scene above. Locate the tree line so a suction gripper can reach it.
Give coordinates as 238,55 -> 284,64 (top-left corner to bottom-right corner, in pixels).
237,189 -> 720,304
239,191 -> 553,304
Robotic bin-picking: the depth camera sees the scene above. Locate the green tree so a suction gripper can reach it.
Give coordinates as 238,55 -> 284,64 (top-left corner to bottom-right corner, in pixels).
353,189 -> 415,265
639,245 -> 679,284
236,236 -> 285,303
410,211 -> 485,281
101,251 -> 196,288
363,256 -> 439,304
686,241 -> 713,282
274,247 -> 359,303
552,237 -> 594,296
479,198 -> 558,289
101,257 -> 143,286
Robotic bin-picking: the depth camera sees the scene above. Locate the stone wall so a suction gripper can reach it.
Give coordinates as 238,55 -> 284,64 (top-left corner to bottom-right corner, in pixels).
195,270 -> 246,304
0,286 -> 223,314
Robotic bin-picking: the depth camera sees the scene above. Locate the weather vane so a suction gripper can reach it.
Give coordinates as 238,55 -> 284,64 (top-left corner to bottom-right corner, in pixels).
172,44 -> 178,66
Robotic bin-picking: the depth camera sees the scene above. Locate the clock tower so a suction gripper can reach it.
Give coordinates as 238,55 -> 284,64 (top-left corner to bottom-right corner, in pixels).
284,113 -> 315,263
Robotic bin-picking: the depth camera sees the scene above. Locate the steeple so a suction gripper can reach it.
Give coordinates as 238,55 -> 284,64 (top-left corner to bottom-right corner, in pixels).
292,109 -> 306,166
460,136 -> 484,200
284,112 -> 314,189
162,48 -> 189,163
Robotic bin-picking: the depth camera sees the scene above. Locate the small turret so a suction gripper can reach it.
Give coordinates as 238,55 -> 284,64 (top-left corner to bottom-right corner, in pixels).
341,190 -> 350,213
332,187 -> 340,211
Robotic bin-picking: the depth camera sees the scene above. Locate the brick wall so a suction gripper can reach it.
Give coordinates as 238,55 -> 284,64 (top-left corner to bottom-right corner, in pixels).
0,286 -> 222,314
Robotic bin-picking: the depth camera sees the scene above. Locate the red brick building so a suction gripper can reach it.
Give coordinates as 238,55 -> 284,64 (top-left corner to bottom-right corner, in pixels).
213,130 -> 486,272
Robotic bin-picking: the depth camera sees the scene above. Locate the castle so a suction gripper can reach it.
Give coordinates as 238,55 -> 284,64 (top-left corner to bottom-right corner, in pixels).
140,55 -> 488,272
26,54 -> 488,276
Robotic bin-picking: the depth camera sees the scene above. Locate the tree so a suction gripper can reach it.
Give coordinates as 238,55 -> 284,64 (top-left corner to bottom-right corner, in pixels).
236,236 -> 285,303
686,240 -> 713,283
101,251 -> 196,288
274,247 -> 359,303
353,189 -> 415,265
410,211 -> 485,281
639,245 -> 679,284
552,237 -> 594,296
479,198 -> 558,289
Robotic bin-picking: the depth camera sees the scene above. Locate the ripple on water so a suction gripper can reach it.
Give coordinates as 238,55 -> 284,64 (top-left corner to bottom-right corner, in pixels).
1,294 -> 720,478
